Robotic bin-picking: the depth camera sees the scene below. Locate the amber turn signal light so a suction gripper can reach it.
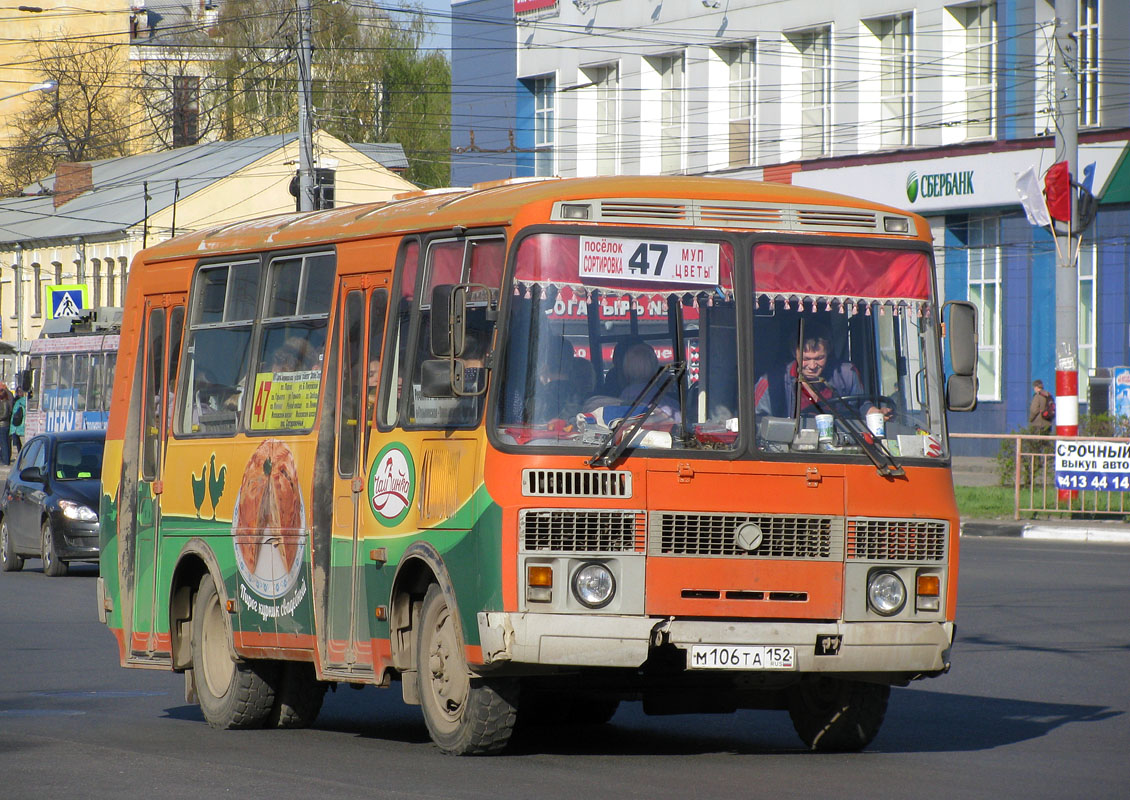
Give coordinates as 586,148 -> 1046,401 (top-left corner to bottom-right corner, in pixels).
917,575 -> 940,596
528,566 -> 553,587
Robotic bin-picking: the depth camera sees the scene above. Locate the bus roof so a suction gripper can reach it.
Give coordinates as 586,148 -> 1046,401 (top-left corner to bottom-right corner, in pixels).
133,176 -> 931,264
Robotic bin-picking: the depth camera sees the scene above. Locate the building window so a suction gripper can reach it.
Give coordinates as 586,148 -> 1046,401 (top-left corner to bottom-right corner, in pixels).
53,261 -> 63,285
91,258 -> 102,307
590,64 -> 619,176
1078,0 -> 1099,128
1079,240 -> 1097,400
958,2 -> 995,139
721,42 -> 756,167
965,216 -> 1001,401
32,263 -> 42,317
118,256 -> 128,305
876,14 -> 913,147
173,75 -> 200,148
659,52 -> 685,174
795,27 -> 831,158
532,75 -> 555,177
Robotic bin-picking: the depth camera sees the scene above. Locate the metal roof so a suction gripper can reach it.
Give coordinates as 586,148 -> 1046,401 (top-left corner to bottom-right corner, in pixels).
0,134 -> 408,249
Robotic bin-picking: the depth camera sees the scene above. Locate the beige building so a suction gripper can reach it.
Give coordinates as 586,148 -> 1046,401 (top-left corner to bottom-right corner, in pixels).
0,129 -> 417,377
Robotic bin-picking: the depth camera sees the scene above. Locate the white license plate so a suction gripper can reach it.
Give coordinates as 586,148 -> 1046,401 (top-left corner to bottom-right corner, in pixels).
689,645 -> 795,670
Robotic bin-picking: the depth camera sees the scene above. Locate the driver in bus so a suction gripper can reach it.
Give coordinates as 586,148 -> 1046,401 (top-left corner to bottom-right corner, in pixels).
754,330 -> 886,421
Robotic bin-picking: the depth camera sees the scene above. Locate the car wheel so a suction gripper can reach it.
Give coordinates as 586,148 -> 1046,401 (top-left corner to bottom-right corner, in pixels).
41,519 -> 68,577
416,583 -> 518,755
191,573 -> 277,729
1,519 -> 24,572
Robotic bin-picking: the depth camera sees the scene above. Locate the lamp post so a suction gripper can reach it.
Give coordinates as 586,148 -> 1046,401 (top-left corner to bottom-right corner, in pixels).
0,79 -> 58,103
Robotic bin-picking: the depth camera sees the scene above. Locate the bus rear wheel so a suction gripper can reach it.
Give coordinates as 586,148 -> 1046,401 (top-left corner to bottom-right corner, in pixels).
788,677 -> 889,752
268,662 -> 327,729
416,583 -> 517,755
191,573 -> 277,729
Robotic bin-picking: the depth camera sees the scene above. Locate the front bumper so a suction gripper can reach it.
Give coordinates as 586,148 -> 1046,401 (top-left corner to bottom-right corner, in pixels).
477,612 -> 954,675
52,516 -> 100,562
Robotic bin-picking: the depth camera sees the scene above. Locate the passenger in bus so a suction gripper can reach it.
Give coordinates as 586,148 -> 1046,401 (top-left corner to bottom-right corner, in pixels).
754,331 -> 883,420
600,335 -> 648,397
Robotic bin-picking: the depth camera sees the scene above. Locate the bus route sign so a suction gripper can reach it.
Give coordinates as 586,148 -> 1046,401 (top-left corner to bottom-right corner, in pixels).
1054,439 -> 1130,492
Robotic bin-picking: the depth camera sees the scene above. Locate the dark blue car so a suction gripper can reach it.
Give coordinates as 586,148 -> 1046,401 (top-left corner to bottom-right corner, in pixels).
0,431 -> 105,577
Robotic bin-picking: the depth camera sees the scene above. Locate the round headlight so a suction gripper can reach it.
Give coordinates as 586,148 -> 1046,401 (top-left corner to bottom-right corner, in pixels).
572,562 -> 615,609
867,571 -> 906,616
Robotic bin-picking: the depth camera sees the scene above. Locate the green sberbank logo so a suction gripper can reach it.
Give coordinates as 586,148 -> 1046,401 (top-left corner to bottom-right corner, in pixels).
905,168 -> 975,203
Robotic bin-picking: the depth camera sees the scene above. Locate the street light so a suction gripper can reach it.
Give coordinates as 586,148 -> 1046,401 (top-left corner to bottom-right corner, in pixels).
0,79 -> 58,103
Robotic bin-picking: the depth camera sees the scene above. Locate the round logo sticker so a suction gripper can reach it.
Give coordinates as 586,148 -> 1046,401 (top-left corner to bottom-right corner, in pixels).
369,443 -> 415,526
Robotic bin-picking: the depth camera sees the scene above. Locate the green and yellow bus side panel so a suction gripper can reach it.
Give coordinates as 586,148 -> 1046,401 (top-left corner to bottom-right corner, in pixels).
103,427 -> 504,659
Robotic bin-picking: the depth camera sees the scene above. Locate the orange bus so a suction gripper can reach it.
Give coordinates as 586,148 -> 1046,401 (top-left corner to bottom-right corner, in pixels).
97,176 -> 977,754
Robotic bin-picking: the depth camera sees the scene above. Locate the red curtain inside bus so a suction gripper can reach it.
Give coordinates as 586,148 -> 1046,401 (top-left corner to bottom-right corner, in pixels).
752,243 -> 930,300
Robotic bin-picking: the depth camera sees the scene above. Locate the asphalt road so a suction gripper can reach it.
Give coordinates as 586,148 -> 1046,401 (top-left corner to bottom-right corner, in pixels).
1,537 -> 1128,799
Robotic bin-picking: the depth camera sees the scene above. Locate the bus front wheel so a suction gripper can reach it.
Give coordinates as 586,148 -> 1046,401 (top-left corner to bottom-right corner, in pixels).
788,677 -> 889,752
191,573 -> 277,729
416,583 -> 517,755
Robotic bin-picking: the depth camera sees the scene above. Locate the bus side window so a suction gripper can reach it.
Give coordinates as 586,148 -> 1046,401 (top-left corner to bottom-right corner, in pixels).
366,289 -> 389,427
380,239 -> 419,429
338,290 -> 364,475
167,306 -> 184,432
249,253 -> 333,433
142,308 -> 166,480
27,357 -> 41,411
178,261 -> 260,435
73,354 -> 89,412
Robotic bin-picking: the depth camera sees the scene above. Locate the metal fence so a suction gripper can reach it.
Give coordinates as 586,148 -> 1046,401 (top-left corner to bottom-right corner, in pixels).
951,432 -> 1130,521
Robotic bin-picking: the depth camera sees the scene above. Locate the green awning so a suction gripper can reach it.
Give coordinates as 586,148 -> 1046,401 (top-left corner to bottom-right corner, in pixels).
1100,143 -> 1130,204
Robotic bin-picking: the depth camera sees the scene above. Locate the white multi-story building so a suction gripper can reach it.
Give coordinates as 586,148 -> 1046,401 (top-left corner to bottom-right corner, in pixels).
451,0 -> 1130,452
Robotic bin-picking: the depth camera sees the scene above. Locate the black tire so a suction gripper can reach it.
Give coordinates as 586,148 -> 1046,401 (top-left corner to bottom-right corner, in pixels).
416,583 -> 517,755
1,519 -> 24,572
267,661 -> 327,729
191,573 -> 277,729
788,677 -> 890,752
41,520 -> 67,577
519,689 -> 620,727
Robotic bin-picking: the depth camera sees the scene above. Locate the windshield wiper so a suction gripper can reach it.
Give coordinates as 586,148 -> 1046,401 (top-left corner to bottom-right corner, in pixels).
796,375 -> 905,478
588,362 -> 684,468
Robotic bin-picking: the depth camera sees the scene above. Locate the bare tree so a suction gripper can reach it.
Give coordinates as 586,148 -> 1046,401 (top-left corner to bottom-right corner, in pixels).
0,37 -> 131,196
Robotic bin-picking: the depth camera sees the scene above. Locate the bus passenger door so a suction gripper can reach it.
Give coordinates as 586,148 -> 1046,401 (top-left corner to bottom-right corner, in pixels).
326,280 -> 388,671
130,296 -> 185,659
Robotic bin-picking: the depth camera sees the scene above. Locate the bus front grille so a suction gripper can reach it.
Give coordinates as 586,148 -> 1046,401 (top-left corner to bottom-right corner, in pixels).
649,513 -> 842,560
522,469 -> 632,498
520,509 -> 645,553
846,518 -> 948,561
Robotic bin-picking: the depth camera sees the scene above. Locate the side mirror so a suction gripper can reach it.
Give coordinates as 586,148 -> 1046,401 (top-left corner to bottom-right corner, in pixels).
430,284 -> 465,359
20,466 -> 45,484
18,369 -> 32,393
943,300 -> 978,412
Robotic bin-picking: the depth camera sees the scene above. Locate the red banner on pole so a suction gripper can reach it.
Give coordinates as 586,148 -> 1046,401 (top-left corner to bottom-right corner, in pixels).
1044,161 -> 1072,222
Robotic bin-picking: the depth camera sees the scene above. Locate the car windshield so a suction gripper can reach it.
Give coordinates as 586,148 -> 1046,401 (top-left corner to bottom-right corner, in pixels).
751,242 -> 947,460
54,440 -> 104,481
495,232 -> 739,453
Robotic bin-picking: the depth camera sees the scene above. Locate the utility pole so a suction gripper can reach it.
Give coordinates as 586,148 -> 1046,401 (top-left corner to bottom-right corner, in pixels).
296,0 -> 316,213
1054,0 -> 1078,440
13,243 -> 23,373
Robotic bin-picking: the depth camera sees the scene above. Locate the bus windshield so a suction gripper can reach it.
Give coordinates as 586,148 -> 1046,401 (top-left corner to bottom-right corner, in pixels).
495,233 -> 945,460
496,231 -> 739,452
751,242 -> 946,459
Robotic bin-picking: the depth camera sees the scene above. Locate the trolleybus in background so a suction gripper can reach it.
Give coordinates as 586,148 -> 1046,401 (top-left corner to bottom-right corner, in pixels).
25,316 -> 119,436
97,176 -> 977,755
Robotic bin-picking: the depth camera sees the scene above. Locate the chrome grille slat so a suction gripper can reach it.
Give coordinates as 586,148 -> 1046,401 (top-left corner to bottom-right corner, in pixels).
522,469 -> 632,498
649,513 -> 843,560
846,518 -> 948,561
521,509 -> 644,553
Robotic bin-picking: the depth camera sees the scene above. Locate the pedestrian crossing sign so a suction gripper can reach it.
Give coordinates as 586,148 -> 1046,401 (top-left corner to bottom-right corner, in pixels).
46,284 -> 89,318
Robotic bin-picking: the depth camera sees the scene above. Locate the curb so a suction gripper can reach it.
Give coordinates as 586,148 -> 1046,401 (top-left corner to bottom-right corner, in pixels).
961,519 -> 1130,544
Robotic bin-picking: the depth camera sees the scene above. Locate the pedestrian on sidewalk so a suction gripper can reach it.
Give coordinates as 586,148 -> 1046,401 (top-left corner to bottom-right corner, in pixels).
0,385 -> 12,465
9,388 -> 26,457
1029,379 -> 1053,433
